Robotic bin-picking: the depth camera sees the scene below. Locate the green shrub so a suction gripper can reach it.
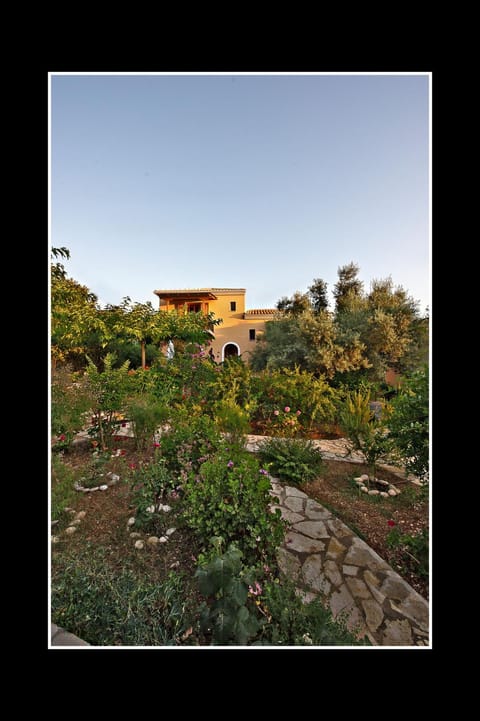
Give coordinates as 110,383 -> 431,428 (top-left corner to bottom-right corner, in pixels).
126,395 -> 169,450
129,456 -> 178,530
387,367 -> 429,480
338,387 -> 390,478
257,437 -> 324,485
51,365 -> 91,450
159,409 -> 221,482
182,445 -> 286,565
84,353 -> 132,450
196,539 -> 261,645
214,400 -> 251,443
386,525 -> 429,578
254,576 -> 369,646
51,455 -> 78,521
52,545 -> 194,645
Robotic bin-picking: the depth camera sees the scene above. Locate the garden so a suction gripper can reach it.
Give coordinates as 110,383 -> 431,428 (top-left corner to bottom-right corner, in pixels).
51,350 -> 429,646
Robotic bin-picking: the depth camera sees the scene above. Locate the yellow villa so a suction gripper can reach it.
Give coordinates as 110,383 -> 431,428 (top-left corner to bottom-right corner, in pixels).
153,288 -> 276,362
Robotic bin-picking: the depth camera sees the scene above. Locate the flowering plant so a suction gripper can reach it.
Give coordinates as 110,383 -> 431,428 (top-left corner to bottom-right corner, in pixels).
266,405 -> 302,438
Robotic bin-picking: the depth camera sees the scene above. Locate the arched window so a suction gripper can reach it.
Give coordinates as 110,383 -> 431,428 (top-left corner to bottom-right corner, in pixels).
222,342 -> 240,361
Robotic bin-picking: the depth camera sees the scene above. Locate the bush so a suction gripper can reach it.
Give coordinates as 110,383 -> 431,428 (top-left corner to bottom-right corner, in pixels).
52,545 -> 194,645
386,525 -> 429,578
182,445 -> 286,566
51,455 -> 78,521
126,395 -> 169,450
129,456 -> 179,530
84,354 -> 132,450
195,539 -> 261,645
338,387 -> 390,478
214,400 -> 251,443
257,437 -> 324,485
159,409 -> 222,482
51,365 -> 91,450
254,576 -> 369,646
387,367 -> 429,480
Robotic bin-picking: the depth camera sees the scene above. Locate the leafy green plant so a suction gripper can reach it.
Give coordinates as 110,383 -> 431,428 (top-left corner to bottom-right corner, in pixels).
257,436 -> 324,486
51,455 -> 78,521
51,365 -> 92,451
129,456 -> 178,529
84,353 -> 132,450
126,395 -> 169,450
214,400 -> 251,443
338,387 -> 390,480
159,409 -> 221,482
387,367 -> 429,481
183,445 -> 285,566
254,576 -> 369,646
195,538 -> 261,645
386,523 -> 429,578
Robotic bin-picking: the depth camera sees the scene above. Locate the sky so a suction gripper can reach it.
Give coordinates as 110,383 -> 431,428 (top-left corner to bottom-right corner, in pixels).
50,73 -> 430,314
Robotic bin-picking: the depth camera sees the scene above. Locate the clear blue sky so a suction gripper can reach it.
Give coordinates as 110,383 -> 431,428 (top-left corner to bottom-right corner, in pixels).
51,73 -> 430,314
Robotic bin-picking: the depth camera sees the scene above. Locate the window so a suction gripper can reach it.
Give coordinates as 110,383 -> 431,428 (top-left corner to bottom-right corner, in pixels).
187,303 -> 202,313
249,329 -> 256,341
230,301 -> 236,311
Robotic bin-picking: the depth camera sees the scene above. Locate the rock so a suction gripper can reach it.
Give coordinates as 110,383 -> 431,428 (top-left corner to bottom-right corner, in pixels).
342,565 -> 358,576
346,577 -> 371,599
146,505 -> 155,513
327,518 -> 353,540
389,595 -> 429,632
89,487 -> 99,492
382,619 -> 413,646
354,477 -> 363,483
376,479 -> 389,486
99,485 -> 108,492
305,499 -> 331,520
368,489 -> 380,496
324,560 -> 343,587
147,536 -> 160,546
129,532 -> 142,539
362,598 -> 384,633
74,482 -> 83,491
277,548 -> 301,581
134,540 -> 144,549
284,486 -> 308,499
71,519 -> 82,526
326,536 -> 346,561
65,526 -> 77,535
295,588 -> 318,605
344,538 -> 389,572
159,536 -> 168,543
380,492 -> 389,498
302,555 -> 331,594
292,520 -> 329,539
127,517 -> 136,526
380,572 -> 410,601
360,474 -> 369,481
75,511 -> 86,520
108,473 -> 120,483
166,528 -> 176,536
170,561 -> 180,569
51,520 -> 59,527
64,507 -> 74,513
284,531 -> 325,554
388,489 -> 397,497
360,486 -> 369,493
330,583 -> 355,617
159,504 -> 172,512
278,508 -> 304,524
51,536 -> 59,543
363,570 -> 386,605
284,495 -> 306,513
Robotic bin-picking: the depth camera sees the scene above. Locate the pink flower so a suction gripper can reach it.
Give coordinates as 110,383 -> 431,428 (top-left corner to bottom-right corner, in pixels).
248,581 -> 263,596
121,422 -> 127,427
152,442 -> 160,448
59,434 -> 66,441
273,410 -> 280,416
284,406 -> 290,413
387,520 -> 395,527
120,449 -> 126,456
296,410 -> 301,416
227,460 -> 234,468
129,463 -> 136,469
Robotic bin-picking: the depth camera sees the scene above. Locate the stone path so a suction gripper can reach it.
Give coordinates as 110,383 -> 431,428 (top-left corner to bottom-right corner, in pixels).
270,480 -> 429,646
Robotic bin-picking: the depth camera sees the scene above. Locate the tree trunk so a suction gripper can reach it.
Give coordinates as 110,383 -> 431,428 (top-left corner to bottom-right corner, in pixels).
141,340 -> 146,369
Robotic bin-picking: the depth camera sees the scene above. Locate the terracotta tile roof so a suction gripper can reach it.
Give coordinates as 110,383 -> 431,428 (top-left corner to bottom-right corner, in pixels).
244,308 -> 277,316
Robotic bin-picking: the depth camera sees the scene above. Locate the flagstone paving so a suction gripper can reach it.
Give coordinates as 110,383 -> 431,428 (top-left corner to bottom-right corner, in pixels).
269,480 -> 429,646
